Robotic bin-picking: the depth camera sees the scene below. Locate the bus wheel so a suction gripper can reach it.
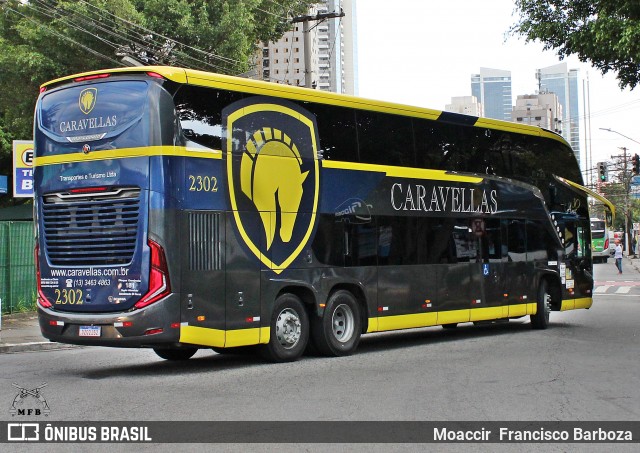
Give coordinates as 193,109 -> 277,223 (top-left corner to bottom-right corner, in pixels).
531,279 -> 551,330
260,294 -> 309,362
153,347 -> 198,361
312,290 -> 361,357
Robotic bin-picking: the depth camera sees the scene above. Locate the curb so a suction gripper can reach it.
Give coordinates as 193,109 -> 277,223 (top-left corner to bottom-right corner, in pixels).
0,342 -> 80,354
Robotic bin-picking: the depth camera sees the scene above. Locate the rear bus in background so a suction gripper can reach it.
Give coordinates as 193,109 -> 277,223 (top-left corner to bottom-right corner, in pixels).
34,67 -> 614,362
590,218 -> 609,263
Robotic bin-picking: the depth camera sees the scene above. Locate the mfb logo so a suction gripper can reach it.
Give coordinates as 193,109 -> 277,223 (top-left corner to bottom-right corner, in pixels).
9,383 -> 50,417
224,98 -> 320,273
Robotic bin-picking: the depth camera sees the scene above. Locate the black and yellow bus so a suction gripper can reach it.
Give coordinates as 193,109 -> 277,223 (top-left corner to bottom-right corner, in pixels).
34,66 -> 614,362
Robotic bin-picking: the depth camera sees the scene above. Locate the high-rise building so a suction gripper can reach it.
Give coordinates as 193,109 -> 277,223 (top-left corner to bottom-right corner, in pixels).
536,63 -> 580,165
254,0 -> 357,95
471,68 -> 512,121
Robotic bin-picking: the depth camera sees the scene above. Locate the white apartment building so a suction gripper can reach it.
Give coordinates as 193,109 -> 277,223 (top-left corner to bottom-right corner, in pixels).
511,93 -> 563,134
445,96 -> 483,117
255,0 -> 357,94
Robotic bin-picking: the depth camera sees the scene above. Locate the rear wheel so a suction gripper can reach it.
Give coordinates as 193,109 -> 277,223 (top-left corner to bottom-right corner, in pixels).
531,279 -> 551,329
312,290 -> 361,356
153,347 -> 198,361
260,293 -> 309,362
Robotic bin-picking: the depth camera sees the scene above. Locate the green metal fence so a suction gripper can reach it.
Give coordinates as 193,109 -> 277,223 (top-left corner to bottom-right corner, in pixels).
0,221 -> 36,314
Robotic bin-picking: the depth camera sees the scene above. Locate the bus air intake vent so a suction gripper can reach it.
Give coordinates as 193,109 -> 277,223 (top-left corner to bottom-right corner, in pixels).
188,211 -> 222,271
42,187 -> 141,266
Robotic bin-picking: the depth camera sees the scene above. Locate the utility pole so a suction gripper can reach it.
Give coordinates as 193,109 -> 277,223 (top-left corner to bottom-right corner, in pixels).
291,9 -> 345,88
600,127 -> 640,255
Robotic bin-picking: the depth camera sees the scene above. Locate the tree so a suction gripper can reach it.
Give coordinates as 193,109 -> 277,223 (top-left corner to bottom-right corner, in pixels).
511,0 -> 640,89
0,0 -> 315,206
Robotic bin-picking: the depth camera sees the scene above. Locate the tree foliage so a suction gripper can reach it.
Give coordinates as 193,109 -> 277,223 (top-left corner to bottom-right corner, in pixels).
511,0 -> 640,89
0,0 -> 314,205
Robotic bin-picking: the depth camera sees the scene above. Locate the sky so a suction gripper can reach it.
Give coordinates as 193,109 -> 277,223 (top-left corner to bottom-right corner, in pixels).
354,0 -> 640,184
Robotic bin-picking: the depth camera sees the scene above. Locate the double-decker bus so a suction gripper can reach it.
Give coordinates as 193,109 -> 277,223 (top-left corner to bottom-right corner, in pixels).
34,67 -> 614,362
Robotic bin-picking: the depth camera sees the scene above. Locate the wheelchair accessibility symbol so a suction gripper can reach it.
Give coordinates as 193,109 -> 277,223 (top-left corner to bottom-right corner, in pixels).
483,264 -> 490,276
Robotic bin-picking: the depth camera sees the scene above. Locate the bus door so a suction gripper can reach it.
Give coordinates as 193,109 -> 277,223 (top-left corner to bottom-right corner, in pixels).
472,219 -> 509,321
504,220 -> 530,317
561,218 -> 593,308
434,219 -> 474,325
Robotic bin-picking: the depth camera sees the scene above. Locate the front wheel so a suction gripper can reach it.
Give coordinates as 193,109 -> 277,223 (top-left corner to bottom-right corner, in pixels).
312,290 -> 361,356
260,293 -> 309,362
531,279 -> 551,330
153,347 -> 198,361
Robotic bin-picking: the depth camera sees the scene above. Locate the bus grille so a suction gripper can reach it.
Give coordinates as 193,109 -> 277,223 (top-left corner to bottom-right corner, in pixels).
42,188 -> 141,266
188,211 -> 222,271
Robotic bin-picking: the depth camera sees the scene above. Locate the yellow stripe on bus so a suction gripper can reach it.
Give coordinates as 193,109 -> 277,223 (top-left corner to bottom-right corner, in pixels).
561,297 -> 592,311
368,303 -> 538,333
179,325 -> 269,348
34,146 -> 223,166
322,160 -> 483,183
182,298 -> 586,348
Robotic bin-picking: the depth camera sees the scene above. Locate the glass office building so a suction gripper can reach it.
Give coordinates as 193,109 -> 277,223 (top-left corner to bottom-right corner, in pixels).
471,68 -> 513,121
537,63 -> 581,166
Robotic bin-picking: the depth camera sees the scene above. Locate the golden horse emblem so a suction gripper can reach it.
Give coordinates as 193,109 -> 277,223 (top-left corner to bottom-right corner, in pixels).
78,88 -> 97,114
225,100 -> 320,273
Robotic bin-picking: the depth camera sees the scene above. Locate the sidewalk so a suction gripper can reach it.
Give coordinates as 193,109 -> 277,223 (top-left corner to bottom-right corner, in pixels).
0,311 -> 77,353
1,256 -> 639,354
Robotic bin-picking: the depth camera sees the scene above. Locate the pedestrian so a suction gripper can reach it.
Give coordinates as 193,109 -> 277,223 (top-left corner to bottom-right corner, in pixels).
614,239 -> 623,274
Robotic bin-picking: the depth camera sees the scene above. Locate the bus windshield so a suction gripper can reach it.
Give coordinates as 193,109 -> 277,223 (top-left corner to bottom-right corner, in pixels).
37,80 -> 151,156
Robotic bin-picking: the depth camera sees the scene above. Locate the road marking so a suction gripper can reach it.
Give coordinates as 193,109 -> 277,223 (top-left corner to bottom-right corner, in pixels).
615,286 -> 632,294
594,286 -> 611,294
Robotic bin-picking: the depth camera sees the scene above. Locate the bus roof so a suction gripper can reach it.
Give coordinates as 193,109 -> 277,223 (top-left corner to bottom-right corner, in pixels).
41,66 -> 570,147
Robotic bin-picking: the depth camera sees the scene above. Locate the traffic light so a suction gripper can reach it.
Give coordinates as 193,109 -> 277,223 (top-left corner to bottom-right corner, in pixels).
632,154 -> 640,175
597,162 -> 608,182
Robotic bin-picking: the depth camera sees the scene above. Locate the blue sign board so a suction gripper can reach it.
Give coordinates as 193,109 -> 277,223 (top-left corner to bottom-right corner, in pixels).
0,175 -> 7,194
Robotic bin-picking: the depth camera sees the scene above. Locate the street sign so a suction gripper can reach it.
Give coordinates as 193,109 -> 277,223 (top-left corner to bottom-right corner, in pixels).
12,140 -> 34,198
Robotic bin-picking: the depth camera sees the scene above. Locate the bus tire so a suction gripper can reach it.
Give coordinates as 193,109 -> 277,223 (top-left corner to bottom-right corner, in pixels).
312,290 -> 361,357
531,279 -> 551,330
260,293 -> 309,362
153,347 -> 198,361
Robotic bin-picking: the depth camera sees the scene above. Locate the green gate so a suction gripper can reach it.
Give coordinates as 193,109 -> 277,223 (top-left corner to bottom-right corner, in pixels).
0,221 -> 36,314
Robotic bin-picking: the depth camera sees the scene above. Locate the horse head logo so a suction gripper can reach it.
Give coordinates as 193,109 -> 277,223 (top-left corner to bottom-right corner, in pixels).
78,88 -> 97,115
225,100 -> 320,273
241,128 -> 309,250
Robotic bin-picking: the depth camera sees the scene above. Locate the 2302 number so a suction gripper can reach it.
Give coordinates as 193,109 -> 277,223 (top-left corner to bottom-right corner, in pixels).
54,289 -> 83,305
188,175 -> 218,192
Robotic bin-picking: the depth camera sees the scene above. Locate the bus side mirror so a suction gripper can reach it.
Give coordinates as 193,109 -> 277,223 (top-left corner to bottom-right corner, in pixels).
605,211 -> 613,227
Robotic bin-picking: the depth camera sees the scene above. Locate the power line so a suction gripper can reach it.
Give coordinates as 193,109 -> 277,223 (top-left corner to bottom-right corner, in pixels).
2,3 -> 122,66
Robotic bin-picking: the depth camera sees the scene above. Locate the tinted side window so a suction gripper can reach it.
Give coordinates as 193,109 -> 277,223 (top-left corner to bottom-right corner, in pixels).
413,120 -> 474,172
482,218 -> 503,261
174,85 -> 243,150
526,220 -> 548,261
356,110 -> 415,167
345,223 -> 378,266
312,214 -> 344,266
309,103 -> 359,162
507,220 -> 527,262
377,216 -> 417,265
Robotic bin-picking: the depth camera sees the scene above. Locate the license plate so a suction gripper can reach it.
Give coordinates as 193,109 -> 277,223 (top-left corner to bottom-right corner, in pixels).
79,325 -> 101,337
